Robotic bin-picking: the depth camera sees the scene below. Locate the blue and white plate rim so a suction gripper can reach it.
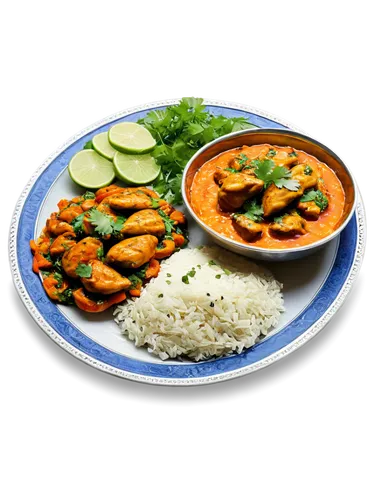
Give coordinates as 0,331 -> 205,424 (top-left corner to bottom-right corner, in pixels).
9,98 -> 366,386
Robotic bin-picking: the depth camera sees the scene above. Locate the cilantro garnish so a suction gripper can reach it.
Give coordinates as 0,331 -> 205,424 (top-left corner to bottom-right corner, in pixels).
267,149 -> 277,157
158,209 -> 175,234
128,274 -> 142,289
57,288 -> 74,304
83,191 -> 95,200
253,159 -> 300,191
208,260 -> 216,266
241,199 -> 264,222
289,151 -> 298,158
224,167 -> 239,174
138,97 -> 256,204
53,272 -> 64,288
304,165 -> 313,176
97,246 -> 104,260
76,263 -> 92,278
150,198 -> 160,208
83,140 -> 93,150
88,209 -> 125,236
71,213 -> 86,237
181,275 -> 189,284
273,215 -> 285,224
300,190 -> 329,211
215,274 -> 221,279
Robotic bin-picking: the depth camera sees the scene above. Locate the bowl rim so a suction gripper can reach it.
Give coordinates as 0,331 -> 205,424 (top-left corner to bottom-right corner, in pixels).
182,127 -> 358,255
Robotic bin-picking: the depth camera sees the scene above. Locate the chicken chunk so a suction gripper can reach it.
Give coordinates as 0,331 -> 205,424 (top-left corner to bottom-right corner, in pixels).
296,200 -> 321,220
270,212 -> 307,237
232,215 -> 263,241
81,260 -> 131,295
214,146 -> 268,185
121,209 -> 165,237
58,204 -> 83,223
105,235 -> 158,269
46,213 -> 74,236
218,173 -> 264,211
262,164 -> 318,217
270,148 -> 299,167
49,232 -> 76,257
107,191 -> 153,211
62,237 -> 103,278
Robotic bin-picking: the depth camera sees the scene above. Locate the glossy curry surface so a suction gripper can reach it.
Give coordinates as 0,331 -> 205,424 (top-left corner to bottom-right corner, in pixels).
191,144 -> 345,249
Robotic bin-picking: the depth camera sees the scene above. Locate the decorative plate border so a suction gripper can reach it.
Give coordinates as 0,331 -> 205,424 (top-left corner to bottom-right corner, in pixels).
9,99 -> 366,385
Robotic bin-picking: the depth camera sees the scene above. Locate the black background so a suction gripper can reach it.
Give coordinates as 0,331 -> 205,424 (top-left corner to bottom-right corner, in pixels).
5,89 -> 369,402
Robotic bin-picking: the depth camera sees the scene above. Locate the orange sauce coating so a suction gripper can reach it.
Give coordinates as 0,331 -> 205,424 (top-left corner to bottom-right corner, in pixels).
190,145 -> 346,249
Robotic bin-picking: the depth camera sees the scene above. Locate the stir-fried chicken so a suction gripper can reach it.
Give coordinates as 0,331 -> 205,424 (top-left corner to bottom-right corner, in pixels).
297,200 -> 321,220
106,235 -> 158,269
62,237 -> 103,278
107,191 -> 154,211
81,260 -> 131,295
49,232 -> 76,257
121,209 -> 165,237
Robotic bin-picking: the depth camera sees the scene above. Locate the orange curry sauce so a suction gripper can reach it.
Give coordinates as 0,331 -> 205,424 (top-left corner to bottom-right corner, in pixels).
190,144 -> 345,249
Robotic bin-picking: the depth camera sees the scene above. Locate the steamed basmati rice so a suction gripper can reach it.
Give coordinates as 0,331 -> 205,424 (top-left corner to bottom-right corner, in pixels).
114,246 -> 284,361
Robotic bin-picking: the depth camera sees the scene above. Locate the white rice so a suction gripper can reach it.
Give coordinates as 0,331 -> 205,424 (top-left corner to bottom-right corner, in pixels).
114,246 -> 284,361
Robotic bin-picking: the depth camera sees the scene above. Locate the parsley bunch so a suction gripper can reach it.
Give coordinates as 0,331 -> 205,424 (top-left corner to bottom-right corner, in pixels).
138,98 -> 255,204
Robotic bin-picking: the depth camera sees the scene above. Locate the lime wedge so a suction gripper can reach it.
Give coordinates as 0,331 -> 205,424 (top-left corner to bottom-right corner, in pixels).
92,132 -> 117,160
113,151 -> 161,185
68,149 -> 115,189
108,122 -> 156,154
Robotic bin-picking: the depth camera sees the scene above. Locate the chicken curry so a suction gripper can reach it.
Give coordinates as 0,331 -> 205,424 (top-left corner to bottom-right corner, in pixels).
191,144 -> 345,249
30,185 -> 187,312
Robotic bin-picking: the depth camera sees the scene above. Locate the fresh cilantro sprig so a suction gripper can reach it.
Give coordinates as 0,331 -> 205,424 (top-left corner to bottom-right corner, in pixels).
88,209 -> 126,236
253,159 -> 300,191
158,209 -> 175,235
138,97 -> 256,204
300,189 -> 329,211
240,199 -> 264,222
76,263 -> 92,278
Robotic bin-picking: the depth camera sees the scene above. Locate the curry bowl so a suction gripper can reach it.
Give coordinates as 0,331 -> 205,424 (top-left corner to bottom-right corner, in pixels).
182,128 -> 357,261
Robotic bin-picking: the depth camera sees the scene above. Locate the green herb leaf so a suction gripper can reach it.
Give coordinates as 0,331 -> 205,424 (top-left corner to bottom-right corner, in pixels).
76,263 -> 92,278
215,274 -> 221,279
304,165 -> 313,176
83,140 -> 93,150
88,209 -> 113,236
57,288 -> 74,304
273,215 -> 285,224
224,167 -> 239,174
71,213 -> 85,237
53,272 -> 64,288
97,246 -> 104,260
158,209 -> 175,234
182,275 -> 189,284
83,191 -> 96,200
128,274 -> 142,289
300,189 -> 329,211
289,151 -> 298,158
241,199 -> 264,222
150,197 -> 160,208
253,159 -> 300,191
138,97 -> 255,204
208,260 -> 216,266
267,149 -> 277,157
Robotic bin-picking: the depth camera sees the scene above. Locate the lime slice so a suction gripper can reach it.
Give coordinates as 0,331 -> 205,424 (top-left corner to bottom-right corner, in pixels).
68,149 -> 115,189
92,132 -> 117,160
108,122 -> 156,154
113,151 -> 161,185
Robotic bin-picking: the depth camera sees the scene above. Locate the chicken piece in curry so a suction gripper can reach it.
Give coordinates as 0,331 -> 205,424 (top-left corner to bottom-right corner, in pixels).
30,185 -> 187,313
191,144 -> 345,248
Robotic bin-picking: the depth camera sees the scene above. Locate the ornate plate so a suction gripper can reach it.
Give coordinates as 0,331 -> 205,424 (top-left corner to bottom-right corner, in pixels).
9,99 -> 366,385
